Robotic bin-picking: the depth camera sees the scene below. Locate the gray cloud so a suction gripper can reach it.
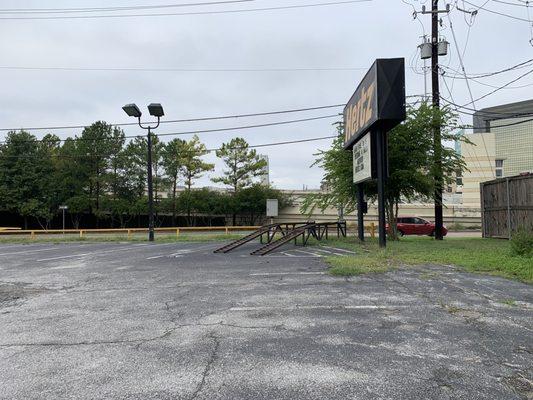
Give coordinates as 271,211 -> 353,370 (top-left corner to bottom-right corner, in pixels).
0,0 -> 530,188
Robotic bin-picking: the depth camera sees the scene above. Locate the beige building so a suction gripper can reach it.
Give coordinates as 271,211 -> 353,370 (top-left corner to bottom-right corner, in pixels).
459,99 -> 533,207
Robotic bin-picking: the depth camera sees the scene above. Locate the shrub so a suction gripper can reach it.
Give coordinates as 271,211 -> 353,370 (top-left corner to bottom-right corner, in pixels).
510,229 -> 533,257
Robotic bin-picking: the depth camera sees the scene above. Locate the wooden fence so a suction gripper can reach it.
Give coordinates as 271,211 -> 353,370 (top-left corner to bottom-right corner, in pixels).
480,174 -> 533,239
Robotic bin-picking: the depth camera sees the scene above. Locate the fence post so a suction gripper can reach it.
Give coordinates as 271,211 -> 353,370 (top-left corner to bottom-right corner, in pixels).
30,231 -> 35,240
127,229 -> 132,240
371,223 -> 376,239
506,178 -> 512,240
480,182 -> 485,238
176,229 -> 180,238
79,230 -> 84,239
225,227 -> 229,235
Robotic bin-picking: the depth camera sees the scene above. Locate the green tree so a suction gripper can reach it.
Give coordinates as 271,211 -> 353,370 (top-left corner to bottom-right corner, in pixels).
161,138 -> 186,225
0,131 -> 57,229
76,121 -> 125,225
212,137 -> 267,225
180,135 -> 214,226
302,104 -> 469,240
234,184 -> 290,225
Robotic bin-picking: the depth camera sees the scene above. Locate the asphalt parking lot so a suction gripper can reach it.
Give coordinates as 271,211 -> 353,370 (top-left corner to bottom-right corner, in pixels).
0,241 -> 531,399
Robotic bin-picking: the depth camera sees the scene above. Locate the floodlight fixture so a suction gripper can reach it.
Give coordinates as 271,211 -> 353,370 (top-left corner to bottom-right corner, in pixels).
122,103 -> 142,118
148,103 -> 165,118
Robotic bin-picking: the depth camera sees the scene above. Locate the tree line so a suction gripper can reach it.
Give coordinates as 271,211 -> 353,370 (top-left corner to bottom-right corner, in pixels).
0,123 -> 288,229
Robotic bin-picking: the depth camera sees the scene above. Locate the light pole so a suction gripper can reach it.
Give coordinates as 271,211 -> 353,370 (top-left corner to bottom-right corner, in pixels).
122,103 -> 165,242
59,205 -> 68,234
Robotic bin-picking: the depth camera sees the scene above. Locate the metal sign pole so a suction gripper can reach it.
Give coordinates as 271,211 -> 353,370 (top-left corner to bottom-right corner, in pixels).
376,129 -> 388,248
357,183 -> 365,242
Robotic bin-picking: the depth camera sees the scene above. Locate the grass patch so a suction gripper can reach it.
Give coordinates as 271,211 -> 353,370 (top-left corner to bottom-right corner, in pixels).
329,251 -> 391,276
314,236 -> 533,283
499,299 -> 517,307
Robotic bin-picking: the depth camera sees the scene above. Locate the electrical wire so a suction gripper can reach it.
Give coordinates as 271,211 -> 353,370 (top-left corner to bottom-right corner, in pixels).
0,65 -> 369,73
447,12 -> 494,176
440,96 -> 533,118
461,0 -> 531,21
440,58 -> 533,79
0,1 -> 254,14
461,67 -> 533,106
441,74 -> 490,179
0,104 -> 344,132
0,134 -> 337,159
0,0 -> 373,20
0,114 -> 341,144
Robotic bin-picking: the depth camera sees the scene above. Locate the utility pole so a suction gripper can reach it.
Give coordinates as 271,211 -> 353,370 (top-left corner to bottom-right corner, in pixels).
431,0 -> 444,240
419,0 -> 449,240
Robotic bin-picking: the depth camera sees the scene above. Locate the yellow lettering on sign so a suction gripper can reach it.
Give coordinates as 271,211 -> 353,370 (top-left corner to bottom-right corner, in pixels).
345,81 -> 376,145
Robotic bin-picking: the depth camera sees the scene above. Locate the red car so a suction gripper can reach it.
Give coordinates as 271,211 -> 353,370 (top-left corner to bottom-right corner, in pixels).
387,216 -> 448,237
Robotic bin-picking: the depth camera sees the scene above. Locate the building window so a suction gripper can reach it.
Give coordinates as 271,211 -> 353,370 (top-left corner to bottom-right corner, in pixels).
456,177 -> 463,186
495,159 -> 504,168
496,169 -> 503,178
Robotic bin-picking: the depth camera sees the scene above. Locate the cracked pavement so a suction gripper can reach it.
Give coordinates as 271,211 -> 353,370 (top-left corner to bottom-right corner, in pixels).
0,241 -> 531,399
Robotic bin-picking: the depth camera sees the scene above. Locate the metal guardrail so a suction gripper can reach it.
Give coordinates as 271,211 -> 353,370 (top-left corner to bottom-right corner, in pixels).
0,226 -> 261,239
0,223 -> 378,240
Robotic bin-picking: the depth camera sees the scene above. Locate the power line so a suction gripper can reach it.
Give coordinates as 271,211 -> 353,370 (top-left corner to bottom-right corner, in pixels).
461,67 -> 533,106
440,58 -> 533,79
0,0 -> 373,20
440,96 -> 533,118
0,114 -> 341,144
447,12 -> 494,176
461,0 -> 531,21
441,65 -> 533,89
0,1 -> 254,14
0,65 -> 369,73
491,0 -> 530,7
0,104 -> 344,132
0,134 -> 337,159
441,74 -> 490,179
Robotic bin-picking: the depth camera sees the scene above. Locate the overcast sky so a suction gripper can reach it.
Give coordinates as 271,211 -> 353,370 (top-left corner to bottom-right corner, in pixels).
0,0 -> 530,189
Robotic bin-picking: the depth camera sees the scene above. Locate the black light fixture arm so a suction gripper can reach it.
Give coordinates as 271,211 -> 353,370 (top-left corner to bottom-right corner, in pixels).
137,116 -> 160,131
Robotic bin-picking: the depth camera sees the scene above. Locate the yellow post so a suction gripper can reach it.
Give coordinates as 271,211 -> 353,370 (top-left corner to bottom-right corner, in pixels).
225,227 -> 229,235
371,223 -> 376,239
127,229 -> 132,240
176,229 -> 180,238
30,231 -> 36,240
79,230 -> 84,238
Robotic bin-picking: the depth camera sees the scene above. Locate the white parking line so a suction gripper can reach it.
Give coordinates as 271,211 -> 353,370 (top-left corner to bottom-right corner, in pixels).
312,248 -> 346,256
145,243 -> 218,260
249,272 -> 326,276
229,305 -> 408,311
320,245 -> 357,254
0,245 -> 88,257
293,249 -> 323,257
36,245 -> 144,262
37,253 -> 92,262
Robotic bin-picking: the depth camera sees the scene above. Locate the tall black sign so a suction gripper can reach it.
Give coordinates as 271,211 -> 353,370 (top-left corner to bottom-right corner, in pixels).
344,58 -> 406,150
344,58 -> 406,247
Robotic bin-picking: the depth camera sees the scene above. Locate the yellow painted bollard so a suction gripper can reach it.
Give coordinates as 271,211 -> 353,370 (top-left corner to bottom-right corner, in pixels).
371,223 -> 376,239
30,231 -> 36,240
79,230 -> 84,239
176,229 -> 180,238
225,227 -> 229,235
127,229 -> 132,240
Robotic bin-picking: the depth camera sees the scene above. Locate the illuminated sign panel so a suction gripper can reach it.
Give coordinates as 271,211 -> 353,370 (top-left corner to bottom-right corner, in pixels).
344,58 -> 406,150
